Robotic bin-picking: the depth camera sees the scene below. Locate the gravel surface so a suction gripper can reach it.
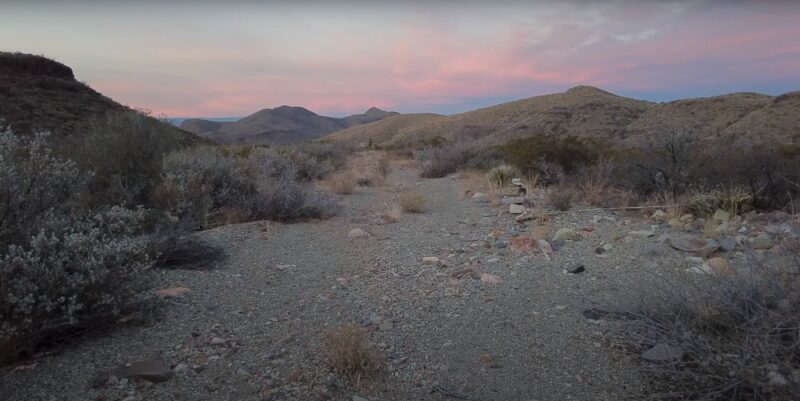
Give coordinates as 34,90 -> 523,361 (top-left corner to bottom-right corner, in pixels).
3,164 -> 741,401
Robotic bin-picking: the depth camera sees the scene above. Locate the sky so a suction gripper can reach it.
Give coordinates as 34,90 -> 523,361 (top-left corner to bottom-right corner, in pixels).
2,0 -> 800,118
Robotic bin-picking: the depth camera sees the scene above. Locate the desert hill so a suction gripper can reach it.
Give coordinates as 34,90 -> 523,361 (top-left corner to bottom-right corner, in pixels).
0,52 -> 202,145
181,105 -> 398,145
325,86 -> 800,147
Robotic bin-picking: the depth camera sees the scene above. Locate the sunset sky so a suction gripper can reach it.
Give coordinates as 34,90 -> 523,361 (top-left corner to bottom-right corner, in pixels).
2,1 -> 799,117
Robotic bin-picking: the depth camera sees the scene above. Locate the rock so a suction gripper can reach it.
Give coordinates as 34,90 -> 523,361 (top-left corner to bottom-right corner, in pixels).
651,210 -> 668,221
641,343 -> 683,362
509,204 -> 525,214
712,209 -> 730,223
669,236 -> 719,256
422,256 -> 440,265
750,233 -> 774,250
347,228 -> 370,239
629,230 -> 655,238
718,237 -> 737,252
501,196 -> 525,205
767,371 -> 789,386
110,360 -> 173,383
515,213 -> 533,223
236,368 -> 251,376
155,286 -> 190,298
537,240 -> 554,257
567,265 -> 585,274
174,363 -> 188,373
451,268 -> 478,279
480,272 -> 502,284
478,217 -> 494,226
471,192 -> 489,201
668,218 -> 683,228
679,213 -> 695,223
209,337 -> 226,345
511,178 -> 522,186
486,257 -> 500,263
552,228 -> 577,242
685,256 -> 705,264
707,257 -> 733,276
510,234 -> 534,253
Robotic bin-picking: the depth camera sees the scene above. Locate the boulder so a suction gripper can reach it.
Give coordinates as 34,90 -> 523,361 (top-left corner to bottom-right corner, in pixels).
509,204 -> 525,214
347,228 -> 370,239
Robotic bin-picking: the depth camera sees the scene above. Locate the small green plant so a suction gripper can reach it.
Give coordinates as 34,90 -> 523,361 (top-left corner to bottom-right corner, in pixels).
486,164 -> 520,188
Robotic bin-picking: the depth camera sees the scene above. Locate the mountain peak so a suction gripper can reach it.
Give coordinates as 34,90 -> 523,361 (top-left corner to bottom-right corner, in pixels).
565,85 -> 611,95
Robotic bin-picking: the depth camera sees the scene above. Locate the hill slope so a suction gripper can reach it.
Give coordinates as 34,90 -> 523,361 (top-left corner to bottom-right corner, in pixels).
181,106 -> 399,145
0,52 -> 202,145
326,86 -> 800,147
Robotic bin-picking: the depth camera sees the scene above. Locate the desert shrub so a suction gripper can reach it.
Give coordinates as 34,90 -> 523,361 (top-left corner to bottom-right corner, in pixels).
417,140 -> 500,178
547,186 -> 574,211
400,191 -> 427,213
0,131 -> 82,248
278,141 -> 349,182
74,111 -> 186,207
498,134 -> 606,177
327,175 -> 357,194
486,164 -> 520,188
0,205 -> 154,364
576,160 -> 615,206
321,323 -> 385,383
161,146 -> 340,225
620,255 -> 800,400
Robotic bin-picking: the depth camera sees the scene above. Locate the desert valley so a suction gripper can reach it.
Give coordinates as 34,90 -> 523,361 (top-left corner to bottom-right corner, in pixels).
2,2 -> 800,401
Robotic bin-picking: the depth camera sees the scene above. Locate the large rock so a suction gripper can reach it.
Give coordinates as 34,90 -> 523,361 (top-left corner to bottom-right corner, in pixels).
669,236 -> 719,256
110,360 -> 173,383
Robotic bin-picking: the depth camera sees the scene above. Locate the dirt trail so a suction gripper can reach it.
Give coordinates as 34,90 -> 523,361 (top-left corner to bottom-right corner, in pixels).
1,164 -> 643,401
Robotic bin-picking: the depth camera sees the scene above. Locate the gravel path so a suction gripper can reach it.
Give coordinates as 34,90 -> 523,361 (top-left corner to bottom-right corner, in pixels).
1,164 -> 663,401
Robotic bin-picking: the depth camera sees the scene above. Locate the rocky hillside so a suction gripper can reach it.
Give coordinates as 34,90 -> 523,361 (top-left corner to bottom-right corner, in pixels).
0,52 -> 202,145
326,86 -> 800,147
181,106 -> 398,145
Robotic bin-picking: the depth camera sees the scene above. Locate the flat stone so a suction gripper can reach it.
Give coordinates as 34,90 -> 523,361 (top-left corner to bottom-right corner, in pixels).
422,256 -> 440,265
669,236 -> 719,256
501,196 -> 525,205
629,230 -> 656,238
347,228 -> 370,239
209,337 -> 226,345
509,204 -> 525,214
707,257 -> 733,275
480,272 -> 502,284
155,286 -> 190,298
718,237 -> 737,252
110,360 -> 173,383
642,343 -> 683,362
750,234 -> 774,250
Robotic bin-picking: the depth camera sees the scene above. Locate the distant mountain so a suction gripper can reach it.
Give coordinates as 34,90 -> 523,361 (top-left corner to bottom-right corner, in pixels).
325,85 -> 800,147
180,106 -> 399,145
0,52 -> 204,145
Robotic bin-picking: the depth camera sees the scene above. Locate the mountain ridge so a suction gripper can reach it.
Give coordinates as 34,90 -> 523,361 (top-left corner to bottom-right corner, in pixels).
325,85 -> 800,147
180,106 -> 399,145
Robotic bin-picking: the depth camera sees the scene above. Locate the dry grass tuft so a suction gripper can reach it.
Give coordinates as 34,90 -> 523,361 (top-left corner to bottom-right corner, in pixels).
321,324 -> 385,383
400,191 -> 427,213
383,201 -> 402,223
546,186 -> 574,211
326,175 -> 357,195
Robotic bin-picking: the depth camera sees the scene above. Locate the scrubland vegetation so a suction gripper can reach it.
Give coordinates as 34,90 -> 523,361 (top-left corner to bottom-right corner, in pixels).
0,112 -> 347,364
